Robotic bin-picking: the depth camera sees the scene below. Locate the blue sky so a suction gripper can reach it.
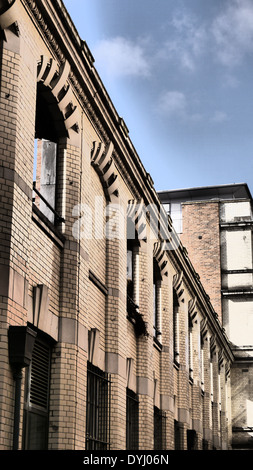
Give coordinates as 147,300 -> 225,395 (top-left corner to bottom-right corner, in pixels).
64,0 -> 253,195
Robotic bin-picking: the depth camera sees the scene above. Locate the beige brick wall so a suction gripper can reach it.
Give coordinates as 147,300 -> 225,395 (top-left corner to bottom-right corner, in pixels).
0,0 -> 233,451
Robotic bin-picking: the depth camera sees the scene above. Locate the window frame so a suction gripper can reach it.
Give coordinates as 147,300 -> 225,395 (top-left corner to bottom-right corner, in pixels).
33,82 -> 66,228
154,406 -> 166,450
153,258 -> 162,342
173,289 -> 180,366
23,335 -> 51,450
86,361 -> 111,450
126,388 -> 139,450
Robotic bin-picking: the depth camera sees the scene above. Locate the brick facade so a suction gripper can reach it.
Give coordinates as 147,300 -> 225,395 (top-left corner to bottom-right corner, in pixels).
181,201 -> 222,322
0,0 -> 233,451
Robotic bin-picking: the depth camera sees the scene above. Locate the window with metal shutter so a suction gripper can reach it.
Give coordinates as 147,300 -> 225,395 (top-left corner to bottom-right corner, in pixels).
23,337 -> 51,450
29,340 -> 50,410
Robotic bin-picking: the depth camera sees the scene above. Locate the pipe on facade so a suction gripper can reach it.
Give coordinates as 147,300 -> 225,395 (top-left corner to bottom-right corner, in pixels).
12,367 -> 23,450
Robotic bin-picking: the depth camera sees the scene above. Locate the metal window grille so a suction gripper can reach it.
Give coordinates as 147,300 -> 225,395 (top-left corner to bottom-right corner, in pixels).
154,407 -> 166,450
23,338 -> 51,450
86,362 -> 111,450
126,388 -> 139,450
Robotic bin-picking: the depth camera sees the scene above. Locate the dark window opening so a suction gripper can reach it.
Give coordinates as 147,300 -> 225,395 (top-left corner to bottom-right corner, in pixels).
174,420 -> 184,450
153,259 -> 162,340
126,388 -> 139,450
173,289 -> 180,365
126,240 -> 147,337
188,315 -> 193,381
23,336 -> 51,450
154,407 -> 166,450
202,439 -> 209,450
33,83 -> 66,225
187,429 -> 198,450
86,362 -> 111,450
127,243 -> 134,301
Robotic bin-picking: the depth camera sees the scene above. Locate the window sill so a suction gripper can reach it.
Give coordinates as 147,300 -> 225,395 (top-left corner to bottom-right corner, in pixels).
173,360 -> 180,371
153,337 -> 162,351
32,203 -> 65,248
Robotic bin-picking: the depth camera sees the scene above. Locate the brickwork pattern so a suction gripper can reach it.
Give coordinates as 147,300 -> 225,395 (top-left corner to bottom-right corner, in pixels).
0,0 -> 233,451
181,202 -> 222,322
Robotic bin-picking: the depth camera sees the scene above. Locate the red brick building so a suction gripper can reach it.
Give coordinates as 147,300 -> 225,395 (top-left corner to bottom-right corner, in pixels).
159,183 -> 253,449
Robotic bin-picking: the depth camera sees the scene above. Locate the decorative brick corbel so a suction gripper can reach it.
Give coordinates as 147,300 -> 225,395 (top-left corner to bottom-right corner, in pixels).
127,198 -> 147,241
173,270 -> 184,301
188,296 -> 198,323
210,335 -> 217,356
200,317 -> 208,339
153,240 -> 168,279
91,141 -> 119,201
37,55 -> 80,134
0,0 -> 20,35
218,348 -> 224,369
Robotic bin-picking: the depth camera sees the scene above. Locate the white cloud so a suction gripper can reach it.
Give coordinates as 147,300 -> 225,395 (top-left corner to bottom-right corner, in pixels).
157,90 -> 229,126
212,0 -> 253,66
157,91 -> 187,116
222,74 -> 240,89
211,111 -> 229,123
160,10 -> 207,71
92,36 -> 151,79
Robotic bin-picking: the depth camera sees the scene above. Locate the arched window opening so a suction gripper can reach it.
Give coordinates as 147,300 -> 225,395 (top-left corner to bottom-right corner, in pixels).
188,315 -> 193,382
173,289 -> 180,366
153,258 -> 162,341
127,240 -> 134,302
126,226 -> 147,337
33,82 -> 67,225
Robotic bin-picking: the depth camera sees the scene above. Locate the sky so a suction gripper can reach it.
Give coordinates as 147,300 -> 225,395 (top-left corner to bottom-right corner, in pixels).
64,0 -> 253,196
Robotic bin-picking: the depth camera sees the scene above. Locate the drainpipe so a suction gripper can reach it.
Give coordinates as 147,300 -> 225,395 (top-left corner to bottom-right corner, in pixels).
12,367 -> 23,450
8,326 -> 37,450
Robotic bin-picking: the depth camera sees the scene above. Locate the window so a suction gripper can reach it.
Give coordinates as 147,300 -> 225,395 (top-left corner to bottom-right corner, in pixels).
126,388 -> 139,450
174,420 -> 183,450
154,407 -> 166,450
170,203 -> 182,234
126,242 -> 136,323
201,335 -> 205,392
33,139 -> 57,224
23,337 -> 51,450
127,244 -> 134,300
173,290 -> 180,365
187,429 -> 197,450
86,362 -> 111,450
33,81 -> 65,225
202,438 -> 209,450
210,340 -> 215,403
189,316 -> 193,381
126,241 -> 146,336
153,259 -> 162,341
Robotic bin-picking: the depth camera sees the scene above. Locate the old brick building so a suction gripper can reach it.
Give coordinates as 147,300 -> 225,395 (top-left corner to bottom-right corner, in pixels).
0,0 -> 233,450
159,184 -> 253,449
